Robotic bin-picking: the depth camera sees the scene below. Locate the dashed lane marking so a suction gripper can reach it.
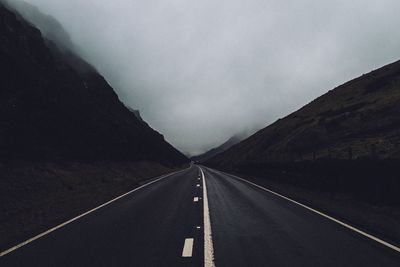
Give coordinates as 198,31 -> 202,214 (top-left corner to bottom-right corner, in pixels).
182,238 -> 194,257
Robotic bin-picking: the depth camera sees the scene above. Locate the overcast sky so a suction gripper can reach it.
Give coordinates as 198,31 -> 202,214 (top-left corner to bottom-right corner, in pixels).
14,0 -> 400,155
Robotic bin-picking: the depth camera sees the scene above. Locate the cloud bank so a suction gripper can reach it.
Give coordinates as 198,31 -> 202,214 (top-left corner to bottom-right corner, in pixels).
11,0 -> 400,155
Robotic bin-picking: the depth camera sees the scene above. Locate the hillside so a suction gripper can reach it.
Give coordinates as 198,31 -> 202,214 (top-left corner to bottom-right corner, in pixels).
3,0 -> 75,52
0,2 -> 187,164
208,60 -> 400,167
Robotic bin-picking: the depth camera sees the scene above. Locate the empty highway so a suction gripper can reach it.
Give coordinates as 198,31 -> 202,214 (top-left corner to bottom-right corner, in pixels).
1,165 -> 399,266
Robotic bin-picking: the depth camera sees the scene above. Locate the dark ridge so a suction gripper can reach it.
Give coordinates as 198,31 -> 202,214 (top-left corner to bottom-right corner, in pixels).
205,59 -> 400,208
0,3 -> 188,165
207,59 -> 400,167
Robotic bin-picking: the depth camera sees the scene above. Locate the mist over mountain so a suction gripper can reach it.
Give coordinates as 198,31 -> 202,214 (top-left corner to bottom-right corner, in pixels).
207,60 -> 400,168
2,0 -> 73,50
191,132 -> 248,162
5,0 -> 400,155
2,0 -> 95,75
0,1 -> 187,164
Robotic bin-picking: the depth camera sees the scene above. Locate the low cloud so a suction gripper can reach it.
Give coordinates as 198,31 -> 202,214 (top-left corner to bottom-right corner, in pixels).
9,0 -> 400,155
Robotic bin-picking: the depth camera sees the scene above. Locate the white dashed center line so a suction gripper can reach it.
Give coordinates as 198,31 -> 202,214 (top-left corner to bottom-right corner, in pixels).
182,238 -> 194,257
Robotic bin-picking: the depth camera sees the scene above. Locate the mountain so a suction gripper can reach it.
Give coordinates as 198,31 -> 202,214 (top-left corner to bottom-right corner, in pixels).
207,60 -> 400,168
2,0 -> 74,51
0,2 -> 187,165
0,2 -> 188,249
191,134 -> 246,162
1,0 -> 95,74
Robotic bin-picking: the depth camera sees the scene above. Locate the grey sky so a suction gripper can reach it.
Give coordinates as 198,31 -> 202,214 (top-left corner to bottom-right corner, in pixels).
13,0 -> 400,155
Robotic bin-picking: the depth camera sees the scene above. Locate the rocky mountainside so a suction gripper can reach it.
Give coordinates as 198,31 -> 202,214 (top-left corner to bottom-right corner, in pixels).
0,2 -> 187,165
208,60 -> 400,168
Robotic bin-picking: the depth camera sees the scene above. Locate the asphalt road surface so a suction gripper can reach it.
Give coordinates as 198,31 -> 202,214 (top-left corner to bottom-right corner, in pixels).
1,165 -> 399,266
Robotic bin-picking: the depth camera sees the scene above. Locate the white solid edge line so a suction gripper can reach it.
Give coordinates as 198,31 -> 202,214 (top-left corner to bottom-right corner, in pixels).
0,166 -> 190,257
199,167 -> 216,267
182,238 -> 194,257
207,167 -> 400,254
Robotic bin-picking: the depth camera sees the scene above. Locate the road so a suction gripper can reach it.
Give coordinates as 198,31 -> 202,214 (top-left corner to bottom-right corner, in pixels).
1,165 -> 399,266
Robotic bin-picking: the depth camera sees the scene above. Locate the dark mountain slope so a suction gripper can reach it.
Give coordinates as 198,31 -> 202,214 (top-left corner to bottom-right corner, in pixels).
2,0 -> 95,74
208,60 -> 400,167
0,3 -> 187,164
3,0 -> 75,52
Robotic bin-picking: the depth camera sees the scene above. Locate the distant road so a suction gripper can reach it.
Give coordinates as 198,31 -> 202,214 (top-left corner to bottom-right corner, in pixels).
1,165 -> 399,266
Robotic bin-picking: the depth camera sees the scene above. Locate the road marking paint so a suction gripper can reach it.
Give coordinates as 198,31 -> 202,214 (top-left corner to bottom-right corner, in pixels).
193,197 -> 199,202
182,238 -> 194,257
208,167 -> 400,254
0,167 -> 191,258
199,167 -> 216,267
196,226 -> 201,229
196,184 -> 200,187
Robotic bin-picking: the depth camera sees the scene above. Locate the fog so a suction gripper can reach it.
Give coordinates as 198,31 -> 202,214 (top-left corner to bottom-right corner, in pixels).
7,0 -> 400,155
